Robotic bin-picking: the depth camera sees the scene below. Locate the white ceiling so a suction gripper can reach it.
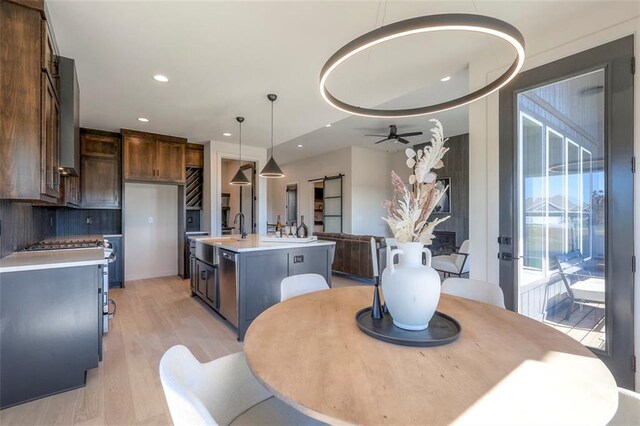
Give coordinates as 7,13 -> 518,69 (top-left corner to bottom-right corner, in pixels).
278,67 -> 470,164
47,1 -> 639,162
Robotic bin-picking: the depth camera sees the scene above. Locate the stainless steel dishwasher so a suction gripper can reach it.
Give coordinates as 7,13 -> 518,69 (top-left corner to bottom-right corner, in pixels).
218,249 -> 239,327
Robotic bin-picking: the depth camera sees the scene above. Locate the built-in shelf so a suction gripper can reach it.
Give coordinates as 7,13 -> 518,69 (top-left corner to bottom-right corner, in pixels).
186,167 -> 203,209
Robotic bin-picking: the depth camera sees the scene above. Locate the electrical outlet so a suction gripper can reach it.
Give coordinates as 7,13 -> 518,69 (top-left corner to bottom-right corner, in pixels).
148,217 -> 154,224
86,216 -> 93,224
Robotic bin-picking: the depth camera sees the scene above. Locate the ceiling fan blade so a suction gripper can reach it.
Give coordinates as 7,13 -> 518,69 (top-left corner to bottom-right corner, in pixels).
397,137 -> 411,144
365,134 -> 388,137
374,138 -> 390,144
398,131 -> 423,137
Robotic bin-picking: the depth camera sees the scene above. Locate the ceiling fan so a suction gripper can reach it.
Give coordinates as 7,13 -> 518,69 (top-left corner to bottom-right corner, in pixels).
365,125 -> 423,144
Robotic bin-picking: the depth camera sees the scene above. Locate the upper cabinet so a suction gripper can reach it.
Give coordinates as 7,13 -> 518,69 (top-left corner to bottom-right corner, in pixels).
81,129 -> 122,209
0,0 -> 60,202
186,143 -> 204,168
122,130 -> 186,184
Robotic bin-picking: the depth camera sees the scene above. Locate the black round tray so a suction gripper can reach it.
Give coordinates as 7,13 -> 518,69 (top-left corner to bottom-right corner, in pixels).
355,307 -> 461,347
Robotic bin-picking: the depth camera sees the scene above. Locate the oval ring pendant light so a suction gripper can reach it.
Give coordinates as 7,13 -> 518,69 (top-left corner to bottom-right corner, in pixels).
319,14 -> 525,118
260,94 -> 285,178
230,116 -> 251,186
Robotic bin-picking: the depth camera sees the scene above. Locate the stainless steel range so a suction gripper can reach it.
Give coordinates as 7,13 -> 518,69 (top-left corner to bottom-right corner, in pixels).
25,238 -> 116,333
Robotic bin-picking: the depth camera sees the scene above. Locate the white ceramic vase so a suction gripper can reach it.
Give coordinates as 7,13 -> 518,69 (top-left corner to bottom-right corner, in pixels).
381,242 -> 441,331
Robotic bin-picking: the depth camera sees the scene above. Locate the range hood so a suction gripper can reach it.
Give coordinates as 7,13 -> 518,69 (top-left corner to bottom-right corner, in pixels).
58,56 -> 80,177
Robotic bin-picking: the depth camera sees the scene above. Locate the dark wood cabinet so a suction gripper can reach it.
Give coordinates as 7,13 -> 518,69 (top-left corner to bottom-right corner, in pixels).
80,129 -> 121,209
81,156 -> 120,208
123,134 -> 156,181
157,140 -> 185,182
81,132 -> 120,158
122,129 -> 186,184
186,143 -> 204,168
62,176 -> 80,207
41,74 -> 60,200
40,18 -> 58,95
0,1 -> 61,202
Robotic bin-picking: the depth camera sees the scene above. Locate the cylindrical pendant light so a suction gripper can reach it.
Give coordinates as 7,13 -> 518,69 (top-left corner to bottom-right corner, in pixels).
230,116 -> 251,186
260,94 -> 285,178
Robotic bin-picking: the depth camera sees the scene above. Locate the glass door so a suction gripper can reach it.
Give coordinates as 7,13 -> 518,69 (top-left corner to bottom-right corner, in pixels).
517,70 -> 605,349
323,175 -> 343,233
286,184 -> 298,226
499,36 -> 634,389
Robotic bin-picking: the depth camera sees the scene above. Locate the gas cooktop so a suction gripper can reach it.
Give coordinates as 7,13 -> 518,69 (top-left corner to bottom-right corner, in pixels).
24,239 -> 105,252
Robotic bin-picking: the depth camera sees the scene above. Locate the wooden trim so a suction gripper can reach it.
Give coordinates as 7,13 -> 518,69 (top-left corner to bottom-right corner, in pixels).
5,0 -> 44,15
80,127 -> 121,139
186,143 -> 204,151
120,128 -> 187,144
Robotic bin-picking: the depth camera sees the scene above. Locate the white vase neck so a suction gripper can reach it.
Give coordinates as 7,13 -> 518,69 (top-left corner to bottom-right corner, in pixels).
397,242 -> 425,267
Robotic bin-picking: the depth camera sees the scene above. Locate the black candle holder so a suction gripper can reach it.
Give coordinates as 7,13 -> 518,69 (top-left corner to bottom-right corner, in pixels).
371,276 -> 383,319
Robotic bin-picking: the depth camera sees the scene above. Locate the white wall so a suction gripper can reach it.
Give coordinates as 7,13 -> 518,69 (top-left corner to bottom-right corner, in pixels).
267,147 -> 353,233
351,147 -> 391,237
467,14 -> 640,387
124,183 -> 178,281
203,140 -> 267,236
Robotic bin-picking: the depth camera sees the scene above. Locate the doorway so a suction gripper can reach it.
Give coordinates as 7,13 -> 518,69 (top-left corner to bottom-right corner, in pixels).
499,36 -> 634,388
286,184 -> 298,227
221,159 -> 256,235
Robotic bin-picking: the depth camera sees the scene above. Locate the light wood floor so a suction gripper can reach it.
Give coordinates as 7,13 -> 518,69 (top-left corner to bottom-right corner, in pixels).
0,274 -> 365,425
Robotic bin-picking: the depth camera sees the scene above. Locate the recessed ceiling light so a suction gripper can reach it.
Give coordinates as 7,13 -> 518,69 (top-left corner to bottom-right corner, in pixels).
440,76 -> 451,82
138,117 -> 149,122
223,132 -> 232,137
153,74 -> 169,83
325,124 -> 332,127
297,144 -> 303,148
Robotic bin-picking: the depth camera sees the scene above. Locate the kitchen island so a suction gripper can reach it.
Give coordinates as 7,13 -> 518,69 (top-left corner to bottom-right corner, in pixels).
191,234 -> 335,340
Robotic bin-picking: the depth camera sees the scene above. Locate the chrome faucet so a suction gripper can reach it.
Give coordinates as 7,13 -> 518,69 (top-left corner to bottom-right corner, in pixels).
233,212 -> 247,240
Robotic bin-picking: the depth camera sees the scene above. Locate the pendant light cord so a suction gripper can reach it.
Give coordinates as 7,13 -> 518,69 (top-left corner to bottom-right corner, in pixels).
239,120 -> 242,165
271,100 -> 274,157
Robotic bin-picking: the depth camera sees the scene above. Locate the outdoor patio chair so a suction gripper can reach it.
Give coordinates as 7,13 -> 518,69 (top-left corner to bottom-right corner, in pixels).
552,250 -> 605,321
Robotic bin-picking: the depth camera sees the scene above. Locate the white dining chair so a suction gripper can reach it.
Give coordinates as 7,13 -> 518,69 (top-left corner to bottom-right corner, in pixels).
441,278 -> 506,309
159,345 -> 322,426
280,273 -> 329,302
608,387 -> 640,425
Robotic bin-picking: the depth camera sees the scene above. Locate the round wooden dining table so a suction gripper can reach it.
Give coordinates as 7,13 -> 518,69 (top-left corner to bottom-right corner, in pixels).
244,286 -> 618,425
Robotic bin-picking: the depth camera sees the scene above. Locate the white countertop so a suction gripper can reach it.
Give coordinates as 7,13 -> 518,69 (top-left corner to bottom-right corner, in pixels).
0,247 -> 106,273
196,234 -> 335,253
